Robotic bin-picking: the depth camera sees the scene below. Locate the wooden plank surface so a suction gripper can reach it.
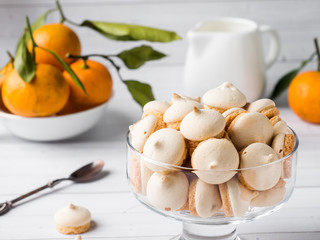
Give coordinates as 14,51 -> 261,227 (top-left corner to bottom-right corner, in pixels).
1,105 -> 320,239
1,0 -> 320,239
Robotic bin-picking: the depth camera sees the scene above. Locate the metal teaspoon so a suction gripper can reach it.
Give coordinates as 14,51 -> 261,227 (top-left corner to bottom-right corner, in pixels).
0,160 -> 104,216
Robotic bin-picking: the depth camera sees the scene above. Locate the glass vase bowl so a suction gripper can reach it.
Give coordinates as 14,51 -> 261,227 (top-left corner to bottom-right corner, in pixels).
126,128 -> 298,240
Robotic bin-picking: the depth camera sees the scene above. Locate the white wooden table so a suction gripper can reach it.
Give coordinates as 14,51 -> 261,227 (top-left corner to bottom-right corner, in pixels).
0,94 -> 320,240
0,1 -> 320,238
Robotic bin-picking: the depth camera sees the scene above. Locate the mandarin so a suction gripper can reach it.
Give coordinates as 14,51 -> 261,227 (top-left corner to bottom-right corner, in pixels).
0,62 -> 13,87
1,64 -> 69,117
0,62 -> 14,112
28,23 -> 81,70
59,59 -> 112,114
288,71 -> 320,123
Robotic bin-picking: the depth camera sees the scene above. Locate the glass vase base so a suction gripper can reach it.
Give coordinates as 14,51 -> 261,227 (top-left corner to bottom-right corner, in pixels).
180,222 -> 240,240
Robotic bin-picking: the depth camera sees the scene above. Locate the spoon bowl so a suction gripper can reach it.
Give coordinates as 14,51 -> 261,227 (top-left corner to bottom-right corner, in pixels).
69,160 -> 105,183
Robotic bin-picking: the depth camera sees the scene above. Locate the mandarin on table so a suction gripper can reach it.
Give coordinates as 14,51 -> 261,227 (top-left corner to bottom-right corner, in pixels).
1,64 -> 69,117
28,23 -> 81,70
288,71 -> 320,123
59,59 -> 113,114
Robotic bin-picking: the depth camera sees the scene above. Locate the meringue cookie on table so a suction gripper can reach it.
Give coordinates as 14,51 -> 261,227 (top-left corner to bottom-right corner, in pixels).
54,204 -> 91,235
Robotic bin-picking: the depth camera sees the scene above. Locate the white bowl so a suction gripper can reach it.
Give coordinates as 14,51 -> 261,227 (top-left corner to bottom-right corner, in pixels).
0,102 -> 108,141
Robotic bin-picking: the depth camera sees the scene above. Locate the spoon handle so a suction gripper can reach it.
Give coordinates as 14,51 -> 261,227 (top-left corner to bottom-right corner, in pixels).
10,178 -> 69,205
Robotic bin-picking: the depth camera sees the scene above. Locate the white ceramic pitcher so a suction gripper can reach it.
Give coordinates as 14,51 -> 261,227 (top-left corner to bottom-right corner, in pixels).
184,18 -> 280,101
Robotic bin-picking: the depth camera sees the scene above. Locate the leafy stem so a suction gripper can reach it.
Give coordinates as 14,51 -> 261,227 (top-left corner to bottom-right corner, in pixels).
56,0 -> 80,26
6,51 -> 14,63
67,53 -> 123,81
270,51 -> 316,99
314,38 -> 320,71
25,17 -> 37,60
56,0 -> 66,23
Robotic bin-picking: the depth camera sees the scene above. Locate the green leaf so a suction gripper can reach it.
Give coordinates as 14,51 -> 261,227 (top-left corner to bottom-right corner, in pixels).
39,47 -> 86,92
80,20 -> 181,42
117,45 -> 166,69
123,80 -> 155,107
13,33 -> 36,83
15,9 -> 56,55
270,52 -> 316,99
31,9 -> 56,32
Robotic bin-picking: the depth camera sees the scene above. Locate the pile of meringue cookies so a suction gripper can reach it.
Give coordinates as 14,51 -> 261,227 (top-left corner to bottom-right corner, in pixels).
129,82 -> 295,219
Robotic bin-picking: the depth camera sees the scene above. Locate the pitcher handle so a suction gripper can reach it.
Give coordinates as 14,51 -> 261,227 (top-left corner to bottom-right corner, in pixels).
259,25 -> 280,69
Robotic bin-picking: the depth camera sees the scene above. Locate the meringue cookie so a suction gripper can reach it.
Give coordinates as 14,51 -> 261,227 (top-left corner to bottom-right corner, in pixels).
140,160 -> 154,195
227,112 -> 273,151
270,116 -> 288,137
142,100 -> 169,130
219,176 -> 258,217
74,236 -> 82,240
129,115 -> 158,152
239,143 -> 282,191
143,128 -> 186,172
171,93 -> 201,103
180,107 -> 226,141
191,138 -> 239,184
203,82 -> 247,111
54,204 -> 91,234
251,178 -> 286,207
143,100 -> 170,114
272,133 -> 295,179
246,98 -> 279,119
222,107 -> 246,129
189,178 -> 222,218
222,107 -> 246,117
147,171 -> 189,211
163,100 -> 203,130
130,156 -> 142,194
271,133 -> 286,158
130,156 -> 155,195
247,99 -> 275,112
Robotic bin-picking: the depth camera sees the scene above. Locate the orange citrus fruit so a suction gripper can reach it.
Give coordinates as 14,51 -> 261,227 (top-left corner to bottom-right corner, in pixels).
0,62 -> 14,87
288,71 -> 320,123
59,59 -> 112,114
1,64 -> 69,117
28,23 -> 81,70
0,62 -> 14,112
